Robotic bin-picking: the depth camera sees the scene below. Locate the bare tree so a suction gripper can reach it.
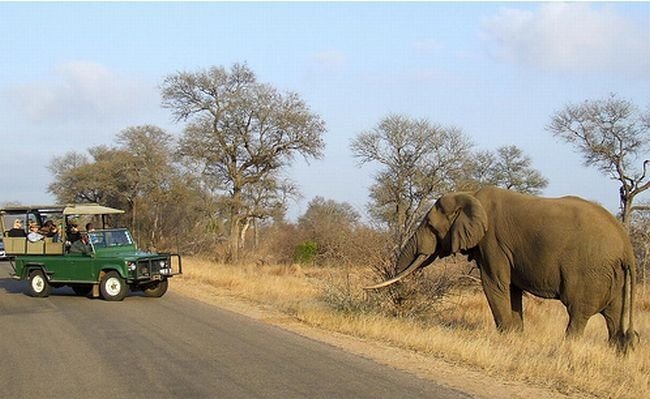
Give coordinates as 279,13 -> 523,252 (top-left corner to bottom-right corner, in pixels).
548,94 -> 650,224
115,125 -> 176,244
161,63 -> 326,261
48,125 -> 185,249
49,146 -> 136,209
297,197 -> 361,265
48,152 -> 98,202
471,145 -> 548,194
351,114 -> 472,246
239,173 -> 299,250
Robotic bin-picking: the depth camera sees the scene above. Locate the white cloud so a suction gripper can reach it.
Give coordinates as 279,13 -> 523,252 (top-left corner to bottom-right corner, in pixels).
9,61 -> 158,124
413,38 -> 442,54
481,3 -> 650,75
309,50 -> 346,72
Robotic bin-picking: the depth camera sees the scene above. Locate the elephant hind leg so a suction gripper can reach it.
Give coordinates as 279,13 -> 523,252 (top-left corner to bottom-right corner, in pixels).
565,315 -> 589,338
560,276 -> 600,339
565,305 -> 590,338
601,297 -> 627,348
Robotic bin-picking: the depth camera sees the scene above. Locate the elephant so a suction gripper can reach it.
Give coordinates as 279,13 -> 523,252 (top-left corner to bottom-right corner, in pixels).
366,186 -> 638,353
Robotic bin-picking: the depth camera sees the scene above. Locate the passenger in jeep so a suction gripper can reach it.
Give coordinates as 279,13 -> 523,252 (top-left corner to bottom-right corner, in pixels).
7,219 -> 26,237
67,222 -> 81,242
27,223 -> 45,242
70,233 -> 92,255
40,220 -> 59,238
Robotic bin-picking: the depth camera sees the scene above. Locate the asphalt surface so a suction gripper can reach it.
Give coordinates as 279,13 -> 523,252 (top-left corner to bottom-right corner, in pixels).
0,261 -> 469,399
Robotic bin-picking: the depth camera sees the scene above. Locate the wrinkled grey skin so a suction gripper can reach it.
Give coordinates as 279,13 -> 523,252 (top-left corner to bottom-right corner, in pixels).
368,186 -> 638,353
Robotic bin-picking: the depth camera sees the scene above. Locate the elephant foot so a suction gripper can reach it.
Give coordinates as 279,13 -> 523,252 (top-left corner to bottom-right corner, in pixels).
611,330 -> 640,356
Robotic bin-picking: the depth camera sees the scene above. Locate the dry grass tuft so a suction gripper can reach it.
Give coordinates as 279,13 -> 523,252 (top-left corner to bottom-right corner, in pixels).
176,257 -> 650,399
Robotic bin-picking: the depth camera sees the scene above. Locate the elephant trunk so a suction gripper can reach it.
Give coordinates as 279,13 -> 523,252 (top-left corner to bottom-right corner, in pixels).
364,254 -> 428,289
364,228 -> 437,290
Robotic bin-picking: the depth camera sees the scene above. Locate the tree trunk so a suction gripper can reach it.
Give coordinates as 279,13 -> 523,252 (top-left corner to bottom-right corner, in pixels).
229,217 -> 241,263
151,204 -> 160,249
619,188 -> 634,226
130,198 -> 138,243
643,241 -> 649,298
229,188 -> 242,263
240,218 -> 251,250
395,201 -> 407,249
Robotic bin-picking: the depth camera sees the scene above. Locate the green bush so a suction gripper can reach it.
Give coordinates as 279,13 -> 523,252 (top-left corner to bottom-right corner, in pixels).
293,240 -> 318,264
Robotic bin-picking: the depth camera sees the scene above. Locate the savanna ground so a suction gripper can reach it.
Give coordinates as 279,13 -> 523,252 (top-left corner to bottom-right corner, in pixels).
173,257 -> 649,399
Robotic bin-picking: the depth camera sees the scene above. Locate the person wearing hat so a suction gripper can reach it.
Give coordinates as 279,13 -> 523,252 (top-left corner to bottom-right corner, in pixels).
27,222 -> 45,243
7,219 -> 26,237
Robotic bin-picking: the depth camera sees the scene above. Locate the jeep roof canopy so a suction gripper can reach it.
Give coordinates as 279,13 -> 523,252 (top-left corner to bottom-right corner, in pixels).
62,204 -> 124,216
0,204 -> 124,234
0,204 -> 124,215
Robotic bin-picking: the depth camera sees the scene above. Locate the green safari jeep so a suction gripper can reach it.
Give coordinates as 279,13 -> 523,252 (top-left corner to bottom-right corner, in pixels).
1,204 -> 181,301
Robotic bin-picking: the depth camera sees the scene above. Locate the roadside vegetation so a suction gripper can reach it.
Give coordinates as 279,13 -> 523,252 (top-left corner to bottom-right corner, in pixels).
176,257 -> 649,399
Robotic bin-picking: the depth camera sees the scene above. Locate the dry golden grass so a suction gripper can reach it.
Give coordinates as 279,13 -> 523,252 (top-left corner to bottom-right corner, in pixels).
176,257 -> 650,399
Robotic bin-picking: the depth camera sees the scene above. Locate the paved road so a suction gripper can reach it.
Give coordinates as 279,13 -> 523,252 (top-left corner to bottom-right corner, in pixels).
0,262 -> 469,399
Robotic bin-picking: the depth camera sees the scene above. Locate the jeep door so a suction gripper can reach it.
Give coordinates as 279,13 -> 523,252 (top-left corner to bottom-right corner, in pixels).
56,253 -> 97,283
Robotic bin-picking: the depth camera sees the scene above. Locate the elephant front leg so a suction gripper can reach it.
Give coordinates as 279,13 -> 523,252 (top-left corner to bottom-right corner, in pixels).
480,272 -> 520,333
510,285 -> 524,332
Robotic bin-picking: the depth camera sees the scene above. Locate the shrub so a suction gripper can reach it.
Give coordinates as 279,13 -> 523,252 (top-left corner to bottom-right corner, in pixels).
294,240 -> 318,264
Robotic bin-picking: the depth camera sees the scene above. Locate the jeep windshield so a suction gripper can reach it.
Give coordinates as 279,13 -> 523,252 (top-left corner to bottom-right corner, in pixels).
88,229 -> 135,250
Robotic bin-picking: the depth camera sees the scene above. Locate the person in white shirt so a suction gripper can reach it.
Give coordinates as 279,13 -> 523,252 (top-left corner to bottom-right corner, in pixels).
27,223 -> 44,243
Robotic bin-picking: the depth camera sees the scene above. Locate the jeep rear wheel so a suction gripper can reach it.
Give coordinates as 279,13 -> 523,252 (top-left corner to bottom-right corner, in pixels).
27,270 -> 50,298
142,279 -> 168,298
100,271 -> 128,301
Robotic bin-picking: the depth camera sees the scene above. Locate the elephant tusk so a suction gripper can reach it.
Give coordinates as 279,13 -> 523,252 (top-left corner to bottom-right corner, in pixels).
364,254 -> 428,290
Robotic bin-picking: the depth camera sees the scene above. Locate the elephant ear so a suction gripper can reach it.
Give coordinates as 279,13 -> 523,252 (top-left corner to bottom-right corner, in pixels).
449,194 -> 488,253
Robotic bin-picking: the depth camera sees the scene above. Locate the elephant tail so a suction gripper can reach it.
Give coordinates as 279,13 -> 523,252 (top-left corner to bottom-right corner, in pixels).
618,258 -> 638,355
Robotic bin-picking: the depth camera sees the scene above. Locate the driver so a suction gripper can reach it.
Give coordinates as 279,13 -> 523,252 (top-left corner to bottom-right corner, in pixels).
70,233 -> 93,255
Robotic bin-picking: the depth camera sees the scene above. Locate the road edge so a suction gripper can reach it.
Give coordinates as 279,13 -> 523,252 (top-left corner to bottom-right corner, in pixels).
172,280 -> 582,399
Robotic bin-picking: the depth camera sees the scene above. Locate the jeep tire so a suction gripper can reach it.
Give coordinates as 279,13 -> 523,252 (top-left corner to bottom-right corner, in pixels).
100,271 -> 128,301
27,270 -> 50,298
142,279 -> 169,298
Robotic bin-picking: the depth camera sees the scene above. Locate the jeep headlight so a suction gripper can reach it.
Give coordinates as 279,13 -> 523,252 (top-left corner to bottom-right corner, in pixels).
127,262 -> 136,272
159,260 -> 171,275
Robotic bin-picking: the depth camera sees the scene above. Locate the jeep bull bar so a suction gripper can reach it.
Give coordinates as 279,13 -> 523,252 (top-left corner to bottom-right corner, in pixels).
131,253 -> 182,281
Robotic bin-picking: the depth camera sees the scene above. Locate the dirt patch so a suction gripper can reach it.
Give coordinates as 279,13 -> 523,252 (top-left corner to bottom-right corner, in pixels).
173,280 -> 583,399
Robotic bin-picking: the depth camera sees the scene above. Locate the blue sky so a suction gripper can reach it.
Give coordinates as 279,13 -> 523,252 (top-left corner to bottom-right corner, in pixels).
1,2 -> 650,220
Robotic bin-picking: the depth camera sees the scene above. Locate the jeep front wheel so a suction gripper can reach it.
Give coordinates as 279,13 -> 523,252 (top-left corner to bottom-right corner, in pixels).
142,279 -> 168,298
28,270 -> 50,298
100,271 -> 128,301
